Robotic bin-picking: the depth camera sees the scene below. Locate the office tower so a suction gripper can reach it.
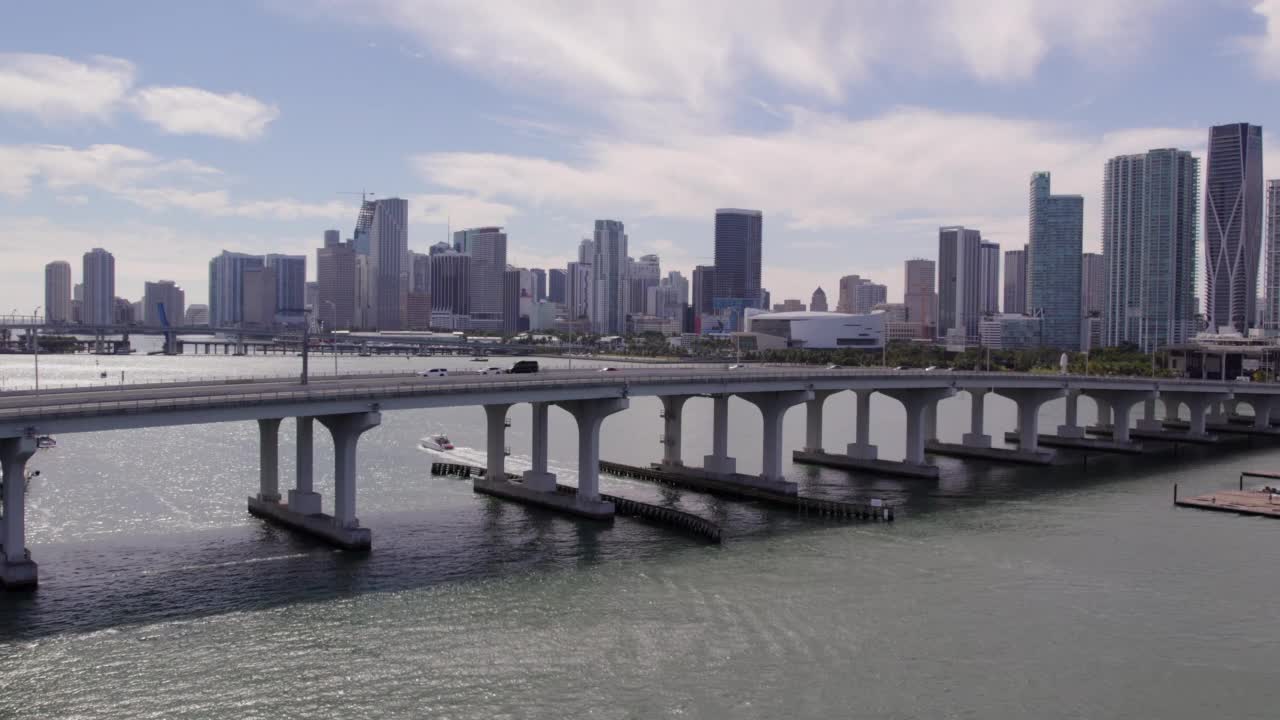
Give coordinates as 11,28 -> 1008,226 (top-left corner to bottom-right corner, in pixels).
305,282 -> 318,312
979,241 -> 1000,314
82,248 -> 115,326
1082,252 -> 1105,315
114,297 -> 135,325
566,261 -> 593,322
264,253 -> 306,323
142,280 -> 184,327
354,255 -> 373,330
454,226 -> 507,331
531,268 -> 547,302
208,250 -> 263,327
1003,248 -> 1027,314
412,253 -> 431,294
904,258 -> 936,333
503,268 -> 521,335
713,209 -> 763,307
1267,180 -> 1280,331
666,271 -> 689,306
937,227 -> 983,343
1102,149 -> 1199,350
692,265 -> 716,316
1204,123 -> 1264,334
324,229 -> 340,247
591,219 -> 628,334
185,304 -> 209,326
317,240 -> 356,330
548,268 -> 566,304
44,260 -> 71,323
366,197 -> 408,330
430,251 -> 471,322
241,266 -> 278,327
352,198 -> 375,256
854,281 -> 886,313
810,287 -> 829,312
835,275 -> 860,313
628,254 -> 661,314
1028,173 -> 1084,350
428,241 -> 451,256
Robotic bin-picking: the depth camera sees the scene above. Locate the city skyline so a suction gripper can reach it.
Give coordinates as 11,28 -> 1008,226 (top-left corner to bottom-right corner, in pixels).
6,3 -> 1280,311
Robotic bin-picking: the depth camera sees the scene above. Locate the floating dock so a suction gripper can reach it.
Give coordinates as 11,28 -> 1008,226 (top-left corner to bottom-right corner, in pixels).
1174,486 -> 1280,519
599,460 -> 894,521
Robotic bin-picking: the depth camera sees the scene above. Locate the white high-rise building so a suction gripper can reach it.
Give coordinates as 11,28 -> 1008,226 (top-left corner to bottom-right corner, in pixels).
208,251 -> 263,328
591,220 -> 628,334
455,226 -> 508,331
1265,180 -> 1280,332
629,254 -> 661,315
44,260 -> 72,324
142,280 -> 185,327
82,248 -> 115,326
369,197 -> 408,330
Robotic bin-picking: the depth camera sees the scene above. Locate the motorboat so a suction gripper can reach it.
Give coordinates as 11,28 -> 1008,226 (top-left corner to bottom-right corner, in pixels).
36,435 -> 56,450
470,357 -> 488,362
420,434 -> 455,452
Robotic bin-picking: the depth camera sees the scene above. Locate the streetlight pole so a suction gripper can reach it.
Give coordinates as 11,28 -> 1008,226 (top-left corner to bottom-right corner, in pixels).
300,309 -> 311,385
323,300 -> 338,377
32,306 -> 40,395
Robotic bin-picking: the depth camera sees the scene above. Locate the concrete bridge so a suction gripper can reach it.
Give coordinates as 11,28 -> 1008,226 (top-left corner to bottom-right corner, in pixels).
0,367 -> 1273,589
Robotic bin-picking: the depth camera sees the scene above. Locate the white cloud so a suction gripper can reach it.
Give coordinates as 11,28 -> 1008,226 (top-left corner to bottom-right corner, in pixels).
0,53 -> 135,121
1244,0 -> 1280,77
408,192 -> 518,229
129,86 -> 280,140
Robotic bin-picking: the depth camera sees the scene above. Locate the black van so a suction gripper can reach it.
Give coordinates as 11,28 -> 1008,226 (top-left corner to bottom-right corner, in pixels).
508,360 -> 539,374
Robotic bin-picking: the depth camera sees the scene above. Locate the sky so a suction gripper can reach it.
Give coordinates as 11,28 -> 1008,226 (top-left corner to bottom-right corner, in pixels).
2,0 -> 1280,311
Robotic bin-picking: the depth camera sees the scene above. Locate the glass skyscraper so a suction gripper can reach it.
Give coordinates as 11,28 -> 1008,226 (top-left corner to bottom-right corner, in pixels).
1204,123 -> 1263,335
937,227 -> 982,343
1028,172 -> 1083,350
591,219 -> 628,335
713,209 -> 763,308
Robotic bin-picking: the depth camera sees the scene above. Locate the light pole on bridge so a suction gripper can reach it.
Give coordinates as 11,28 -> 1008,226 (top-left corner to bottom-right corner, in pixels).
32,306 -> 40,395
323,300 -> 338,376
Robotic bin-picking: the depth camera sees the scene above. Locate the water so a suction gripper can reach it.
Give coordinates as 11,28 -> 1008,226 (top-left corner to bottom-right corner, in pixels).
2,339 -> 1278,718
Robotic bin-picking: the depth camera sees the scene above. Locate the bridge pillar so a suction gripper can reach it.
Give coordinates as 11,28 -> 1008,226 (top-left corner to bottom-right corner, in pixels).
1206,400 -> 1229,425
846,389 -> 879,459
558,398 -> 629,508
1162,396 -> 1183,423
1236,395 -> 1277,429
1093,396 -> 1112,427
884,388 -> 956,464
484,404 -> 511,483
521,402 -> 557,492
1086,390 -> 1153,443
257,418 -> 283,503
1057,389 -> 1084,438
996,388 -> 1066,453
660,395 -> 691,467
742,390 -> 813,486
802,390 -> 838,453
962,388 -> 992,447
702,395 -> 737,475
289,417 -> 322,515
1161,392 -> 1226,437
315,411 -> 380,539
0,436 -> 38,589
1137,398 -> 1163,431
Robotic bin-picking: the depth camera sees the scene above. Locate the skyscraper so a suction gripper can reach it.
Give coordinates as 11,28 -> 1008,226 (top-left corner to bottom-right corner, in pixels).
456,226 -> 507,331
1102,148 -> 1199,349
531,268 -> 547,302
429,251 -> 471,325
369,197 -> 408,330
904,258 -> 936,334
1002,248 -> 1027,314
937,228 -> 982,343
1205,123 -> 1264,335
1082,252 -> 1105,316
836,275 -> 885,313
318,239 -> 356,330
265,253 -> 307,323
241,266 -> 277,327
208,250 -> 263,327
979,241 -> 1000,315
1266,180 -> 1280,331
592,219 -> 628,334
323,229 -> 341,247
44,260 -> 71,324
548,268 -> 566,304
503,268 -> 521,335
810,287 -> 829,312
352,198 -> 376,256
692,265 -> 716,317
82,248 -> 115,327
666,271 -> 689,307
628,254 -> 661,315
565,261 -> 592,323
142,280 -> 185,327
1028,172 -> 1084,350
412,252 -> 431,294
713,209 -> 763,307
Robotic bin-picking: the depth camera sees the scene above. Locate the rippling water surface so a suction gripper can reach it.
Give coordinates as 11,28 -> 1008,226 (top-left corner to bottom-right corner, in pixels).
1,339 -> 1278,718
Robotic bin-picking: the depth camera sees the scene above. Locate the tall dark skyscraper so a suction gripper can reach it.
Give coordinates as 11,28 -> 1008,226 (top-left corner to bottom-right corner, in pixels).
691,265 -> 716,316
531,268 -> 547,302
937,227 -> 982,343
713,209 -> 762,307
1204,123 -> 1263,335
548,268 -> 566,304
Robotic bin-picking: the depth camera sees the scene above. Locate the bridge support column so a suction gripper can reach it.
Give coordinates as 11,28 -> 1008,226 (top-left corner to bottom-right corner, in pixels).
702,395 -> 737,475
289,416 -> 322,515
846,389 -> 879,459
1057,389 -> 1084,438
1087,390 -> 1153,443
1163,396 -> 1183,423
802,390 -> 837,453
962,388 -> 992,447
0,437 -> 38,589
1137,398 -> 1163,432
315,411 -> 380,545
1094,396 -> 1113,428
742,390 -> 813,491
884,388 -> 956,464
1161,392 -> 1226,437
1207,400 -> 1229,425
1249,397 -> 1276,429
660,395 -> 691,468
521,402 -> 557,492
558,398 -> 629,511
257,418 -> 283,502
996,388 -> 1066,453
484,404 -> 511,482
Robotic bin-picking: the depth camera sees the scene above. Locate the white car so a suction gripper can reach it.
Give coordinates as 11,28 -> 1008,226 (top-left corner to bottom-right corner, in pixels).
727,364 -> 745,370
419,368 -> 448,377
479,367 -> 504,375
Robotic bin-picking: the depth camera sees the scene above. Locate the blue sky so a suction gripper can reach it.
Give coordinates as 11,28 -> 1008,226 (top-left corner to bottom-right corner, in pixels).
2,0 -> 1279,310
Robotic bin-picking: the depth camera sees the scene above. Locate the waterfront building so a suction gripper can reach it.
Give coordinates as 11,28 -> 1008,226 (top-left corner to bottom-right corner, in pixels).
82,248 -> 115,327
503,268 -> 522,335
1204,123 -> 1264,334
591,220 -> 628,335
1082,252 -> 1105,316
692,265 -> 716,317
241,266 -> 277,327
44,260 -> 71,324
548,268 -> 566,304
456,226 -> 507,331
713,209 -> 763,308
565,261 -> 593,325
265,253 -> 307,324
904,258 -> 936,337
531,268 -> 547,302
744,310 -> 884,349
1028,172 -> 1084,350
979,314 -> 1043,350
1003,248 -> 1027,314
429,251 -> 471,323
810,287 -> 828,313
352,198 -> 375,256
354,255 -> 373,330
1265,180 -> 1280,333
208,250 -> 263,328
369,197 -> 408,330
937,227 -> 983,343
407,292 -> 432,331
628,254 -> 661,315
979,241 -> 1000,315
184,304 -> 209,326
317,240 -> 356,330
142,280 -> 184,327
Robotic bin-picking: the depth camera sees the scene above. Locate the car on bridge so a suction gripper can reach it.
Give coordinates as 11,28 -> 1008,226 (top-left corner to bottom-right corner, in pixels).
508,360 -> 540,374
478,367 -> 504,375
418,368 -> 449,377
